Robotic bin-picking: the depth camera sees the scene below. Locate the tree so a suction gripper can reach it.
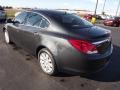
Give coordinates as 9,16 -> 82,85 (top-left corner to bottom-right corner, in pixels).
0,6 -> 4,10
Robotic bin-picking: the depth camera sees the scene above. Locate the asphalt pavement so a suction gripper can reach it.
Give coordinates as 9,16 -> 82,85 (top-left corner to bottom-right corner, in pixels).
0,23 -> 120,90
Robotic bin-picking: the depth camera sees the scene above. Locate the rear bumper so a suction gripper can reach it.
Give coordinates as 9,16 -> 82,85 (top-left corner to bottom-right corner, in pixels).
58,43 -> 113,74
62,55 -> 111,74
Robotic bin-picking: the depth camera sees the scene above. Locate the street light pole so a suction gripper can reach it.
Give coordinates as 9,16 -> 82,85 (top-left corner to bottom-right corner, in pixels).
94,0 -> 99,15
102,0 -> 106,13
116,0 -> 120,16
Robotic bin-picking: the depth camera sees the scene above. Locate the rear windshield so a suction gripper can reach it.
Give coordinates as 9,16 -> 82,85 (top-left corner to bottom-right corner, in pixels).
114,17 -> 120,20
50,13 -> 93,29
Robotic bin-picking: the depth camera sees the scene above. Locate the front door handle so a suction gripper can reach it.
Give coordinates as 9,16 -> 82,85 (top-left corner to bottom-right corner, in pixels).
34,32 -> 39,35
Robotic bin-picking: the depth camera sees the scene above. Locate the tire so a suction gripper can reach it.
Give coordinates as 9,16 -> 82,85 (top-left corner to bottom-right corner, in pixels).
4,29 -> 11,44
113,23 -> 118,27
38,48 -> 58,75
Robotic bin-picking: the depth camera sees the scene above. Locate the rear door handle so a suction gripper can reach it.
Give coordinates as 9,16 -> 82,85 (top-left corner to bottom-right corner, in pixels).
16,29 -> 20,32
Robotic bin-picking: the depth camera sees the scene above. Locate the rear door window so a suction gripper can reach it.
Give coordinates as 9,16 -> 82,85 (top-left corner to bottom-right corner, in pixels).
40,18 -> 49,28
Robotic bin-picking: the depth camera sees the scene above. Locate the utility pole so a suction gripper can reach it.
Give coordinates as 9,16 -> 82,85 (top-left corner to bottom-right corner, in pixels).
116,0 -> 120,16
94,0 -> 98,15
102,0 -> 106,13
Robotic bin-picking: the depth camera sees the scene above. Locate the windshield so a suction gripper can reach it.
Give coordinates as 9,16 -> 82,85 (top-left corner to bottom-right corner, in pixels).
51,13 -> 93,29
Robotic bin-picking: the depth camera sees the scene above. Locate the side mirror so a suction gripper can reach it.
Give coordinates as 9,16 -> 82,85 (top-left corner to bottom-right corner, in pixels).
6,19 -> 20,26
6,18 -> 14,23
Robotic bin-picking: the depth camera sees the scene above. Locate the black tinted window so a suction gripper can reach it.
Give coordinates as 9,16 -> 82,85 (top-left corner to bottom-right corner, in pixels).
26,13 -> 42,26
115,17 -> 120,20
14,12 -> 27,24
40,19 -> 49,28
50,13 -> 93,29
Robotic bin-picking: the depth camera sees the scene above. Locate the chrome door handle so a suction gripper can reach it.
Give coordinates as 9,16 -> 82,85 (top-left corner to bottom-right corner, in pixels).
34,32 -> 39,35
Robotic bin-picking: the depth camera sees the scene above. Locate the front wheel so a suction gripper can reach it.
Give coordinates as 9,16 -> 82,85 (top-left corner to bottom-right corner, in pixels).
4,30 -> 11,44
38,48 -> 58,75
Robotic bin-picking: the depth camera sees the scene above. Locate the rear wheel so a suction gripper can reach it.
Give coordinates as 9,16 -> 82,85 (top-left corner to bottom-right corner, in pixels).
113,23 -> 119,27
38,48 -> 58,75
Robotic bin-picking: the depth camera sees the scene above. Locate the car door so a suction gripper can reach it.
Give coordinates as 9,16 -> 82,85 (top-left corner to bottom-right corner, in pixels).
8,11 -> 28,46
119,17 -> 120,24
19,12 -> 50,53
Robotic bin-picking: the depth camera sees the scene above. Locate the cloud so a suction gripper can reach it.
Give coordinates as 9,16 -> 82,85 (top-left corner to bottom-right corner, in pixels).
63,3 -> 68,6
62,2 -> 69,9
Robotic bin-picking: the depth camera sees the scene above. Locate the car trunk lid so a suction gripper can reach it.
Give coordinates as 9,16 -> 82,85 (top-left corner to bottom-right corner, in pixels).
70,26 -> 112,54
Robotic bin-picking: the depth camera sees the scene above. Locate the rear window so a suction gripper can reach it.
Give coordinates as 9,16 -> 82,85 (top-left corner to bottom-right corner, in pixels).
114,17 -> 120,20
50,13 -> 93,29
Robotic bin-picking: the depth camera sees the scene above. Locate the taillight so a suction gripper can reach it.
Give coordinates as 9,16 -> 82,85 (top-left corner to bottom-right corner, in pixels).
68,39 -> 98,54
108,20 -> 113,23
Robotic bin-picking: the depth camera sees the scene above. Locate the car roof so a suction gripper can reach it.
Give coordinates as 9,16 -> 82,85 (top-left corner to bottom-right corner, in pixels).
28,9 -> 67,16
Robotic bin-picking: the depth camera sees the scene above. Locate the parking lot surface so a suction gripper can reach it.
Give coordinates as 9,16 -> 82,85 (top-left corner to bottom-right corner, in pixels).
0,24 -> 120,90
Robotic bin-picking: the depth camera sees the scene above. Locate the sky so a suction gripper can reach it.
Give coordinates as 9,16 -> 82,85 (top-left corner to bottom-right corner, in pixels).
0,0 -> 119,15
